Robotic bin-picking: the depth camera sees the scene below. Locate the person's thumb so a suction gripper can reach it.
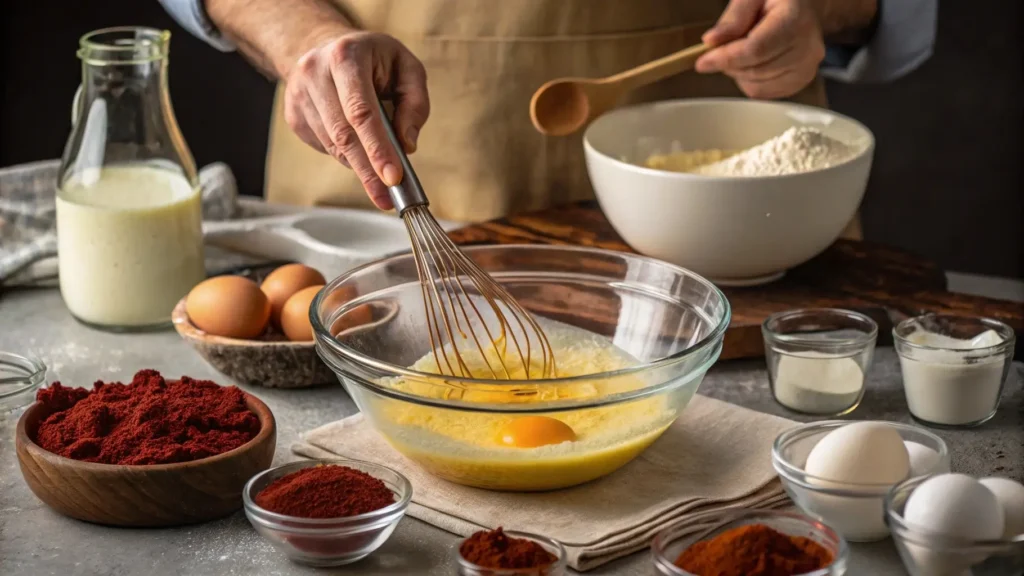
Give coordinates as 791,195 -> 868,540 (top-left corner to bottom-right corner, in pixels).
391,53 -> 430,154
703,0 -> 763,46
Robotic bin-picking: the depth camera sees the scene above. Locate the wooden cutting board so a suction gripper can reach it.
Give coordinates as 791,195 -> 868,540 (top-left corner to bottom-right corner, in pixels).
449,202 -> 1023,362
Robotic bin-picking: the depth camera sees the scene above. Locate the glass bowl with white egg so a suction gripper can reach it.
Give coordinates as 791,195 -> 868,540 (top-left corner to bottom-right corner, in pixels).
652,509 -> 850,576
772,420 -> 949,542
894,314 -> 1016,428
762,308 -> 877,416
885,474 -> 1024,576
312,245 -> 730,491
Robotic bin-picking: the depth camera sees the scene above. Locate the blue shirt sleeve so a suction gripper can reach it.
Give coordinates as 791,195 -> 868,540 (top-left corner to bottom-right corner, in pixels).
158,0 -> 236,52
821,0 -> 938,83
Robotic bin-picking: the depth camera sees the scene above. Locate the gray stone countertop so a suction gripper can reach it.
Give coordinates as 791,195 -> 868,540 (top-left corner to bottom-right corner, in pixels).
1,287 -> 1021,576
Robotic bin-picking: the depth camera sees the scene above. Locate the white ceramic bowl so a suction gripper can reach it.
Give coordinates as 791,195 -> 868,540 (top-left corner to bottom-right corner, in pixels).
584,98 -> 874,285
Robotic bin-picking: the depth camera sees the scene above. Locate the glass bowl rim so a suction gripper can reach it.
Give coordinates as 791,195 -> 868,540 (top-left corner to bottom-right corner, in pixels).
0,351 -> 46,401
892,313 -> 1016,355
884,474 -> 1024,549
243,459 -> 412,530
762,308 -> 879,349
772,420 -> 950,493
455,529 -> 567,573
310,244 -> 731,387
651,508 -> 849,576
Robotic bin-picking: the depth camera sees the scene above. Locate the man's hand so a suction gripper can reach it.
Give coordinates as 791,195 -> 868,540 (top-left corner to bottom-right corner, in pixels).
283,32 -> 430,210
696,0 -> 825,100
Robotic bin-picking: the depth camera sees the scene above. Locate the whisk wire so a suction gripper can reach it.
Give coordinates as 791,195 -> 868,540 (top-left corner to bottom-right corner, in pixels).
413,209 -> 506,379
377,97 -> 556,381
402,206 -> 556,380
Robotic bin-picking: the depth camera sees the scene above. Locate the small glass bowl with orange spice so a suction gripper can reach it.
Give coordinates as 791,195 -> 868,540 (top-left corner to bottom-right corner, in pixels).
243,459 -> 411,567
457,527 -> 567,576
652,509 -> 849,576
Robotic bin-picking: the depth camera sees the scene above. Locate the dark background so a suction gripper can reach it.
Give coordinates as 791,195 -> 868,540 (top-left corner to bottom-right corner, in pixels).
3,2 -> 1021,278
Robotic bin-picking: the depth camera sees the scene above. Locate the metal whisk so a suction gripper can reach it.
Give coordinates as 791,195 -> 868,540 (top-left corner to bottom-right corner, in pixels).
376,98 -> 556,380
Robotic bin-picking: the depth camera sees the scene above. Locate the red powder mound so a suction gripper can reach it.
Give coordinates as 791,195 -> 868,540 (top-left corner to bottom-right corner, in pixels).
34,369 -> 261,465
460,527 -> 557,569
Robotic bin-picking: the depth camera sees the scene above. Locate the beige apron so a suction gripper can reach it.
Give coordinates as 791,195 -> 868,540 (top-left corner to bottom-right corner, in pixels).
265,0 -> 860,238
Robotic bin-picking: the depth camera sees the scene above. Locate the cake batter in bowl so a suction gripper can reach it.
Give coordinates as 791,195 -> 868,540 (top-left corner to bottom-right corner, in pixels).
312,245 -> 730,491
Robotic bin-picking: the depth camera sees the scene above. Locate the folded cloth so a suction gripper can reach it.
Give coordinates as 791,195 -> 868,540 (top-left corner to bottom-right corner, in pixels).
293,394 -> 796,571
0,160 -> 243,288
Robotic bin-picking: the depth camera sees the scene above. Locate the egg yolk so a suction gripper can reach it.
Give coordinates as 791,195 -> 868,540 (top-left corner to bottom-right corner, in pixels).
498,416 -> 577,448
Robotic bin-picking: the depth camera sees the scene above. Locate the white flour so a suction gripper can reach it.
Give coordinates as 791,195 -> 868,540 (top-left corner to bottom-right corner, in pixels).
696,127 -> 860,177
899,329 -> 1008,426
771,351 -> 865,414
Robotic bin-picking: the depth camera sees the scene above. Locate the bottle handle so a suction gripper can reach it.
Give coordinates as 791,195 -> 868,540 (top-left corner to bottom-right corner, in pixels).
71,85 -> 82,125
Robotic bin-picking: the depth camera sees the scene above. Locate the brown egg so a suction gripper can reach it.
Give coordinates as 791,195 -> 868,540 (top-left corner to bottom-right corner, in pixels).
323,285 -> 374,336
186,276 -> 271,339
260,264 -> 326,328
280,285 -> 325,342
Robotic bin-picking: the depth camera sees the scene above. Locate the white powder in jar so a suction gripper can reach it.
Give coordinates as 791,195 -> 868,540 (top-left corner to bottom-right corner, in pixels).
696,127 -> 861,177
899,330 -> 1009,426
771,351 -> 865,414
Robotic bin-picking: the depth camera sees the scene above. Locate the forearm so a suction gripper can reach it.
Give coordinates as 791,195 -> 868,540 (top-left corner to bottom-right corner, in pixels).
812,0 -> 879,45
205,0 -> 357,78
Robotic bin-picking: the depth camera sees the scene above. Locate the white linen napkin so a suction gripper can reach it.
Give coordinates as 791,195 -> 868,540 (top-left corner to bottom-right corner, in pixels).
293,394 -> 796,571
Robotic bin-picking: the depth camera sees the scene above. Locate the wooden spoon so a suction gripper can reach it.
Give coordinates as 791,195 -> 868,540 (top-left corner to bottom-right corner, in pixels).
530,43 -> 710,137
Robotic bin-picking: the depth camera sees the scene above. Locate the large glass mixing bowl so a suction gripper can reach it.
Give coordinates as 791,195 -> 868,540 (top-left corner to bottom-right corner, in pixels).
312,245 -> 730,491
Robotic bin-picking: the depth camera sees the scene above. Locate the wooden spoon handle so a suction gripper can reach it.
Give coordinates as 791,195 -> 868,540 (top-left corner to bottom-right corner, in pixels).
604,43 -> 710,92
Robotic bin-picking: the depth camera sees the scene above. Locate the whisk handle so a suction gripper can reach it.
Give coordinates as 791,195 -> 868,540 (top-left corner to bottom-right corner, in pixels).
377,97 -> 428,213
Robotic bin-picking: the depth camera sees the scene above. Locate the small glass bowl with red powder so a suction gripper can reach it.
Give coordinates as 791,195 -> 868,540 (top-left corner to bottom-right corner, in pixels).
457,528 -> 567,576
242,459 -> 411,567
652,509 -> 850,576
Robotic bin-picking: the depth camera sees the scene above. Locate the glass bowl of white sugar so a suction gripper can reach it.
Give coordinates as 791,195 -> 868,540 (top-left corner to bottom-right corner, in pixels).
894,314 -> 1016,428
762,308 -> 878,416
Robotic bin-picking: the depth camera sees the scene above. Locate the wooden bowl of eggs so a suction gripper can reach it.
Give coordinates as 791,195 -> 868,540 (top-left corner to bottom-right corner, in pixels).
174,263 -> 375,389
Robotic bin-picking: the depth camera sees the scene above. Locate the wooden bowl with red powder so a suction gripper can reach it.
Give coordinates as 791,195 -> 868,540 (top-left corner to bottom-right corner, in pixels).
15,370 -> 277,527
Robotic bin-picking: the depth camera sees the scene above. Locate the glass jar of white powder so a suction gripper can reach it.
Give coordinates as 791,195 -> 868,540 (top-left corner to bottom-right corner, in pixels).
894,314 -> 1015,428
763,309 -> 878,416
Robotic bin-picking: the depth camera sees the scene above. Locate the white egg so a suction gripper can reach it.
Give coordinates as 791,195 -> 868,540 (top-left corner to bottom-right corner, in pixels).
904,441 -> 945,476
905,474 -> 1004,540
806,422 -> 910,484
979,477 -> 1024,538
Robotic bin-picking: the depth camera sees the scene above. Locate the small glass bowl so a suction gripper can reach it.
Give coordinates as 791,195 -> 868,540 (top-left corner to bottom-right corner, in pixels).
886,475 -> 1024,575
456,530 -> 567,576
894,314 -> 1016,428
0,352 -> 46,417
762,308 -> 878,416
652,509 -> 849,576
772,420 -> 949,542
242,459 -> 411,567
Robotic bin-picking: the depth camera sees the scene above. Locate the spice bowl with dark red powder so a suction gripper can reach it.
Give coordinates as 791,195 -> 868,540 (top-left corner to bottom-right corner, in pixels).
652,509 -> 849,576
243,459 -> 412,567
457,528 -> 567,576
15,370 -> 276,527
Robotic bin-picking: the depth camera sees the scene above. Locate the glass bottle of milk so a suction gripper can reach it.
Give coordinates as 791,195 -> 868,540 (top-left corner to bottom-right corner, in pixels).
57,27 -> 205,331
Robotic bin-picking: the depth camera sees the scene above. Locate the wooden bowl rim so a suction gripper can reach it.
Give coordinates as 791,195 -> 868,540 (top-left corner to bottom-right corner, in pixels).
16,389 -> 276,473
172,297 -> 400,349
